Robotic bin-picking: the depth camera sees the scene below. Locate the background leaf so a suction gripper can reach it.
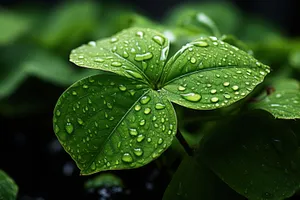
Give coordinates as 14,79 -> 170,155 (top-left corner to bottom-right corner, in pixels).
199,112 -> 300,200
250,78 -> 300,119
163,156 -> 245,200
53,74 -> 177,175
0,169 -> 18,200
70,27 -> 170,85
160,37 -> 270,110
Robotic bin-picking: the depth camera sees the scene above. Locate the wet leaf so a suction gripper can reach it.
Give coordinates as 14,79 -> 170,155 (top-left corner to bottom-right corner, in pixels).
85,173 -> 123,189
199,113 -> 300,200
289,49 -> 300,70
251,79 -> 300,119
160,37 -> 270,110
0,169 -> 18,200
53,74 -> 177,175
70,27 -> 170,85
163,156 -> 245,200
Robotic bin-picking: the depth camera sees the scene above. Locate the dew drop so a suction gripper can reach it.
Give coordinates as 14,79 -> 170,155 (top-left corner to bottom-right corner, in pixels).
94,58 -> 104,62
178,86 -> 186,91
107,103 -> 113,109
180,93 -> 202,102
152,35 -> 165,46
223,82 -> 230,87
134,104 -> 141,111
139,119 -> 146,126
210,97 -> 219,103
88,41 -> 96,47
210,89 -> 217,94
155,103 -> 166,110
232,85 -> 239,91
158,138 -> 163,144
125,70 -> 143,79
111,61 -> 122,67
91,162 -> 96,170
72,91 -> 77,96
140,96 -> 151,104
137,135 -> 145,142
134,52 -> 153,61
147,138 -> 152,142
122,153 -> 133,163
136,31 -> 144,38
194,41 -> 209,47
144,108 -> 151,115
190,57 -> 196,64
65,123 -> 74,134
77,118 -> 84,125
129,128 -> 138,136
110,37 -> 118,43
54,125 -> 60,133
123,51 -> 129,58
133,148 -> 143,156
56,110 -> 61,117
224,94 -> 231,99
118,85 -> 127,91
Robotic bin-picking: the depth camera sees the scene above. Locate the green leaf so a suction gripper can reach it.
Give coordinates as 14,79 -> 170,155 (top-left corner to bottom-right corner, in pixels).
53,74 -> 177,175
163,156 -> 245,200
85,173 -> 123,189
221,35 -> 253,55
160,37 -> 270,110
0,10 -> 32,45
199,113 -> 300,200
251,79 -> 300,119
289,49 -> 300,70
0,169 -> 18,200
38,1 -> 99,49
70,27 -> 170,85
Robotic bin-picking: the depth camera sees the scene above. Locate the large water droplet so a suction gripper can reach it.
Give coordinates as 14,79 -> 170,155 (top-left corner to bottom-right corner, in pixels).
129,128 -> 138,136
181,93 -> 202,102
122,153 -> 133,163
232,85 -> 239,91
65,123 -> 74,134
210,97 -> 219,103
94,58 -> 104,62
178,86 -> 186,91
194,41 -> 209,47
210,89 -> 217,94
133,148 -> 143,156
136,31 -> 144,38
111,61 -> 122,67
155,103 -> 166,110
190,57 -> 196,64
118,85 -> 127,91
158,138 -> 163,144
88,41 -> 96,47
137,135 -> 145,142
135,104 -> 141,111
134,52 -> 153,61
144,108 -> 151,115
139,120 -> 146,126
110,37 -> 118,43
223,82 -> 230,87
91,162 -> 96,170
125,70 -> 143,79
140,96 -> 151,104
152,35 -> 165,46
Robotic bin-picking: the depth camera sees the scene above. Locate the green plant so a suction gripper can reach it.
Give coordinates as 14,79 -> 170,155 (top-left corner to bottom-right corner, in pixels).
51,4 -> 300,200
0,169 -> 18,200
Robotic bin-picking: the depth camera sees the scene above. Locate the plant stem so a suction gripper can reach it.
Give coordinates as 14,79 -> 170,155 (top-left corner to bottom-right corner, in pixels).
176,129 -> 194,156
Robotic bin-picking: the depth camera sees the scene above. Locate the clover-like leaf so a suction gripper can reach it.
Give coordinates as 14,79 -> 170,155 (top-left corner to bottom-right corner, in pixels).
160,37 -> 270,110
0,169 -> 18,200
53,74 -> 177,175
199,113 -> 300,200
251,79 -> 300,119
70,27 -> 170,85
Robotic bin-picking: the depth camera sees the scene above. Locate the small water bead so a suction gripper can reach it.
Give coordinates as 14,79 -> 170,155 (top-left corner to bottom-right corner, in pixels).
139,120 -> 146,126
210,97 -> 219,103
129,128 -> 138,136
54,125 -> 60,133
125,70 -> 144,79
194,41 -> 208,47
152,116 -> 157,121
110,37 -> 118,43
77,118 -> 84,125
140,96 -> 151,104
136,31 -> 144,38
224,94 -> 231,99
147,138 -> 152,142
111,61 -> 122,67
123,51 -> 129,58
210,89 -> 217,94
232,85 -> 239,91
144,108 -> 151,115
137,135 -> 145,142
178,86 -> 186,91
134,104 -> 141,111
260,71 -> 266,75
155,103 -> 166,110
107,103 -> 113,109
65,123 -> 74,134
181,93 -> 202,102
118,85 -> 127,91
88,41 -> 96,47
133,148 -> 143,156
72,91 -> 77,96
152,35 -> 165,46
158,138 -> 163,144
190,57 -> 197,64
56,110 -> 61,116
134,52 -> 153,61
122,153 -> 133,163
223,82 -> 230,87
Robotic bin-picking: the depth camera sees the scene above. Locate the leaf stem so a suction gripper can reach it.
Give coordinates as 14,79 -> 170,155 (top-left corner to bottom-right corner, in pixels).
176,129 -> 194,156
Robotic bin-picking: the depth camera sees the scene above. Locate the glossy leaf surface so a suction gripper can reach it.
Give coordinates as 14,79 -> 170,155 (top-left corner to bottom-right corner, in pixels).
199,113 -> 300,200
0,170 -> 18,200
161,37 -> 270,110
251,79 -> 300,119
70,27 -> 170,85
53,74 -> 177,175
